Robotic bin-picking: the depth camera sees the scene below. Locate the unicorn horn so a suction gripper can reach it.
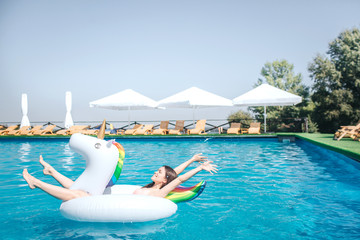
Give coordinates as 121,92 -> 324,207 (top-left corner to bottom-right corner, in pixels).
97,119 -> 106,139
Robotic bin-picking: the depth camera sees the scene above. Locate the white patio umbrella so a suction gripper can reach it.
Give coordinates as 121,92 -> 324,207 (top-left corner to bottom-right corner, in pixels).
64,91 -> 74,129
20,93 -> 31,128
232,83 -> 302,133
89,89 -> 158,126
157,87 -> 233,124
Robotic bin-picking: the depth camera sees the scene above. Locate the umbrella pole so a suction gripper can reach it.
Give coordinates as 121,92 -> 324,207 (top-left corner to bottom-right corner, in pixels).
264,105 -> 267,133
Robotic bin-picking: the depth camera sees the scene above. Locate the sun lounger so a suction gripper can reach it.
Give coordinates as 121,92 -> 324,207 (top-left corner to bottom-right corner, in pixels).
21,125 -> 43,135
78,123 -> 101,135
28,125 -> 51,135
242,122 -> 261,134
56,126 -> 75,135
56,125 -> 89,135
334,125 -> 355,139
152,121 -> 169,135
40,125 -> 56,135
6,126 -> 30,135
335,122 -> 360,141
29,125 -> 57,135
101,123 -> 124,135
134,124 -> 154,135
7,126 -> 26,135
68,125 -> 90,135
248,122 -> 261,134
353,129 -> 360,141
125,124 -> 143,135
227,122 -> 241,134
168,120 -> 185,135
81,127 -> 112,135
334,122 -> 360,140
80,129 -> 99,135
79,122 -> 116,136
188,119 -> 206,135
112,128 -> 125,135
0,125 -> 19,135
14,126 -> 34,135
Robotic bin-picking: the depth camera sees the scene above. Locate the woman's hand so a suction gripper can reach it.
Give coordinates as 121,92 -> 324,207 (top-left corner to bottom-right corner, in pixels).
191,153 -> 208,163
200,161 -> 218,175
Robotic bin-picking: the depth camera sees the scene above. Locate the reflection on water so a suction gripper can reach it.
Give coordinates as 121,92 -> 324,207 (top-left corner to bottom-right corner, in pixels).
61,143 -> 75,171
19,143 -> 31,162
58,219 -> 167,239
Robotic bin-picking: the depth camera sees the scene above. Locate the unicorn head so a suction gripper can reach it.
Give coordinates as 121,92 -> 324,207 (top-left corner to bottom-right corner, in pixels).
69,120 -> 119,195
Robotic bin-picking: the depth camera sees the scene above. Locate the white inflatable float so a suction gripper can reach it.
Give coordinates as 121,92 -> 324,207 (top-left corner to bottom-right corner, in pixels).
59,123 -> 205,222
61,191 -> 177,222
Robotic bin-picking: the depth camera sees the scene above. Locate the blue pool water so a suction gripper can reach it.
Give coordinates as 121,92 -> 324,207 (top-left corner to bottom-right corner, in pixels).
1,137 -> 360,240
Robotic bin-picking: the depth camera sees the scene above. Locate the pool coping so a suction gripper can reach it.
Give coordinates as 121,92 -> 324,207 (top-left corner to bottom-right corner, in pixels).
0,134 -> 278,140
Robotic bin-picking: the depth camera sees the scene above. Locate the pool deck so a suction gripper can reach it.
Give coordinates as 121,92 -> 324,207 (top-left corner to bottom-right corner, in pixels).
1,132 -> 359,161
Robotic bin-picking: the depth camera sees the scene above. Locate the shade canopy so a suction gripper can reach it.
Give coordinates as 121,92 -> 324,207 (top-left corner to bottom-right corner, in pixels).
157,87 -> 233,124
232,84 -> 302,133
232,83 -> 302,106
90,89 -> 158,110
64,91 -> 74,129
89,89 -> 158,125
20,93 -> 30,128
157,87 -> 233,108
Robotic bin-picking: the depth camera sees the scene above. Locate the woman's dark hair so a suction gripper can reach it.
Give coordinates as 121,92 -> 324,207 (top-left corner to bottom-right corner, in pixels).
143,165 -> 178,189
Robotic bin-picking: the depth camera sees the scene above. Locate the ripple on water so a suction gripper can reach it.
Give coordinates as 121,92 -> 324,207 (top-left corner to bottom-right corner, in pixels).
1,138 -> 360,239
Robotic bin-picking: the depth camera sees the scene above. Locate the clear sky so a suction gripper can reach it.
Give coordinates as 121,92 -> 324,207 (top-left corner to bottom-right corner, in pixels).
1,0 -> 359,125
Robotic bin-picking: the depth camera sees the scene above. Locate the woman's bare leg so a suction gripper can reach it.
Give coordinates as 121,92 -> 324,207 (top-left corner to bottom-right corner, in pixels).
22,169 -> 89,201
39,155 -> 74,189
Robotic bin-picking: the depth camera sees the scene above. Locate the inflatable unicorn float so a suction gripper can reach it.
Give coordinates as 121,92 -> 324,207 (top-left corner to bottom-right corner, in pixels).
60,120 -> 206,222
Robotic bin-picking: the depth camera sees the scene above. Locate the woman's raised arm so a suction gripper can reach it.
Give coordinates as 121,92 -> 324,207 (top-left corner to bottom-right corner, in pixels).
159,161 -> 218,198
173,153 -> 207,175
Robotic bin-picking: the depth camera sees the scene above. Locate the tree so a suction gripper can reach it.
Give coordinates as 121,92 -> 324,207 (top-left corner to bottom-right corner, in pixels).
309,28 -> 360,133
227,110 -> 252,126
250,60 -> 311,131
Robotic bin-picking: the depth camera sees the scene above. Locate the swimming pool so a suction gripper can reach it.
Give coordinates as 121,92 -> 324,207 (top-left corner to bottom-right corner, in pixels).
1,137 -> 360,239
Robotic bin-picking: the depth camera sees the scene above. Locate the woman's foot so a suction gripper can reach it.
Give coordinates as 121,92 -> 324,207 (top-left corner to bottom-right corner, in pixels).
39,155 -> 54,175
22,169 -> 36,189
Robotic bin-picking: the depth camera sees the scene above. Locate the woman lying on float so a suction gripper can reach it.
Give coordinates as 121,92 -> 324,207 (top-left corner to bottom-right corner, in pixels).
21,121 -> 218,222
22,153 -> 217,200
